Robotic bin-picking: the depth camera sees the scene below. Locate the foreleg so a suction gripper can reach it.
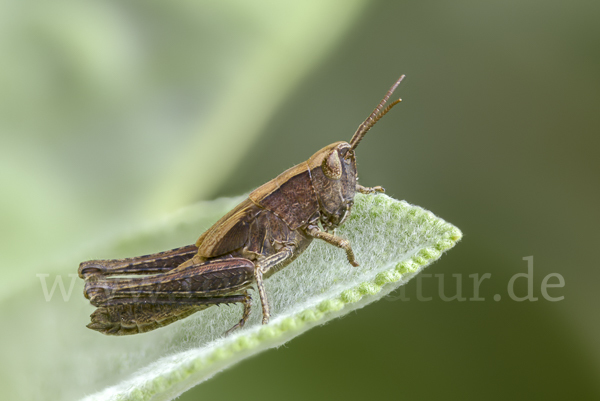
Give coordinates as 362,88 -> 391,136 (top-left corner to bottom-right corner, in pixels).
305,225 -> 359,267
356,184 -> 385,194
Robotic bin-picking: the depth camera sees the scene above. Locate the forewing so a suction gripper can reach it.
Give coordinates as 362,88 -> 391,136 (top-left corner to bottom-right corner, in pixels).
196,198 -> 261,258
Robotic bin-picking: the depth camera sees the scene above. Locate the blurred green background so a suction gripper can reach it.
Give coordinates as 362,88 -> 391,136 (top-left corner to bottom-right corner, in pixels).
1,0 -> 599,400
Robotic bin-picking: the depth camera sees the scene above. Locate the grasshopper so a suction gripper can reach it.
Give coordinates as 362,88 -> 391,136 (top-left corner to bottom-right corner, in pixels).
79,75 -> 405,336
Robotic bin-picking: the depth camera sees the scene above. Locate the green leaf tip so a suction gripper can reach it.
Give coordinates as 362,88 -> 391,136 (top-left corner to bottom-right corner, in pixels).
82,193 -> 461,401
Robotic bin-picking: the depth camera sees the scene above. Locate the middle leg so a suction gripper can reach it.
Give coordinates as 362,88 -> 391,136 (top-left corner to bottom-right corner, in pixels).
254,247 -> 294,324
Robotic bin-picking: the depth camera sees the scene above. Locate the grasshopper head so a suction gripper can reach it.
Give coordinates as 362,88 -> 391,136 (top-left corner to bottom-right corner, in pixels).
308,142 -> 357,230
306,75 -> 405,230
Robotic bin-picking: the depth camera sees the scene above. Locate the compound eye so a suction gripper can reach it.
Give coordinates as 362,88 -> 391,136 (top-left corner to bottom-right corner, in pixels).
322,149 -> 342,179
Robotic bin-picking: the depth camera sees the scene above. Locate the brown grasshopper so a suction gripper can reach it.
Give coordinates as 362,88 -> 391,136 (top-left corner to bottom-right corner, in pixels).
79,75 -> 405,336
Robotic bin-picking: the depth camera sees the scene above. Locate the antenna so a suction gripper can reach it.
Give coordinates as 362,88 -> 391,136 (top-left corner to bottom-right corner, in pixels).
349,75 -> 405,151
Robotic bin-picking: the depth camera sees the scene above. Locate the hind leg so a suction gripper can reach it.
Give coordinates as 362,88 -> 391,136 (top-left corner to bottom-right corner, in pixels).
224,293 -> 252,335
89,291 -> 252,336
84,257 -> 255,305
78,244 -> 198,279
84,257 -> 256,335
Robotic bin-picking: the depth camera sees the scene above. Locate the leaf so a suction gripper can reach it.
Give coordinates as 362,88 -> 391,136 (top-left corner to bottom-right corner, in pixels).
0,0 -> 368,301
0,193 -> 460,400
